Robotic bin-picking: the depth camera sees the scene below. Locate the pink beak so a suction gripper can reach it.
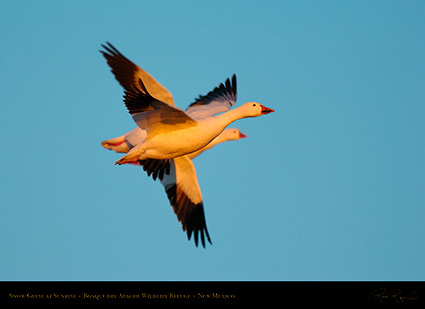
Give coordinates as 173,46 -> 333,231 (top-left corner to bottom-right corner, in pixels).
260,105 -> 275,115
239,132 -> 247,139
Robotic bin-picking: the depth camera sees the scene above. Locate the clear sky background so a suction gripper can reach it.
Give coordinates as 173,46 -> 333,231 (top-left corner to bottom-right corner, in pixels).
1,1 -> 424,281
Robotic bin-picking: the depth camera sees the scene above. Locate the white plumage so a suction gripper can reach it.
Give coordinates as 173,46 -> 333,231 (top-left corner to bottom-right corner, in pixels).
100,42 -> 273,247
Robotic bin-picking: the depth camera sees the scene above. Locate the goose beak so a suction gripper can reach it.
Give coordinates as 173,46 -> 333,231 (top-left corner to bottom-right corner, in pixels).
260,105 -> 275,115
239,132 -> 247,139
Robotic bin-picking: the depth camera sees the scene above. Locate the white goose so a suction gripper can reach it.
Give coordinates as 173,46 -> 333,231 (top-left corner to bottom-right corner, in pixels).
116,73 -> 274,165
102,126 -> 246,157
100,43 -> 274,247
103,127 -> 246,247
101,42 -> 274,166
101,43 -> 248,247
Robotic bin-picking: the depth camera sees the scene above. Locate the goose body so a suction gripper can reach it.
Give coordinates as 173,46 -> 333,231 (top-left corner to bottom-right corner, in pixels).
100,42 -> 274,165
103,127 -> 246,247
100,42 -> 274,247
102,126 -> 246,159
116,76 -> 274,165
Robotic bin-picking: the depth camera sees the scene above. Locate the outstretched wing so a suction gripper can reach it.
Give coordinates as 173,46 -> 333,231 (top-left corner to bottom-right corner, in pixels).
185,74 -> 237,120
160,156 -> 212,248
100,42 -> 174,106
123,78 -> 196,136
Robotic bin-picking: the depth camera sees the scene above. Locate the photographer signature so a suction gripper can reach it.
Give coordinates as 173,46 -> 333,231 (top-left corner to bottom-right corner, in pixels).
368,288 -> 418,304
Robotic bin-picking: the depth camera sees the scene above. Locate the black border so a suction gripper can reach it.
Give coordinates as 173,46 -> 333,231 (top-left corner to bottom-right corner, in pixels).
2,281 -> 424,306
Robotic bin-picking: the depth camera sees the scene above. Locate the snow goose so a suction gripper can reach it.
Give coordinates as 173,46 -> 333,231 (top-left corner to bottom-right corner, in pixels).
103,128 -> 246,247
102,127 -> 246,157
100,43 -> 273,247
100,43 -> 249,247
187,128 -> 247,160
115,74 -> 274,165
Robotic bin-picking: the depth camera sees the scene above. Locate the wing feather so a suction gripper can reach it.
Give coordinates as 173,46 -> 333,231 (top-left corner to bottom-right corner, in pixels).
100,42 -> 174,105
123,79 -> 196,135
185,74 -> 237,120
139,159 -> 171,181
160,156 -> 212,247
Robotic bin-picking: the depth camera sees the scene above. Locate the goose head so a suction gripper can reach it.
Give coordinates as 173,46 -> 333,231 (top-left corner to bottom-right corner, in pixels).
239,102 -> 275,118
222,128 -> 248,141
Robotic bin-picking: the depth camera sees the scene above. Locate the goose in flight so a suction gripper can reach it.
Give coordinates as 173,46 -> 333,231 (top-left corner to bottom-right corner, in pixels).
103,127 -> 246,247
100,42 -> 273,247
101,42 -> 273,168
116,73 -> 273,165
101,43 -> 248,247
102,126 -> 246,157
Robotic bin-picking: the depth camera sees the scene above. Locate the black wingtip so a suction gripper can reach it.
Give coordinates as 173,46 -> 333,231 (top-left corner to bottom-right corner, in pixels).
139,159 -> 171,181
101,41 -> 119,54
185,203 -> 212,248
122,77 -> 158,115
229,74 -> 237,99
188,74 -> 238,110
188,229 -> 212,248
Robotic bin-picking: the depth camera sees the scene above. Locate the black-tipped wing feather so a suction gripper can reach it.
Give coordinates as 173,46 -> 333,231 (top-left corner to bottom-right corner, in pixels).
165,184 -> 211,248
185,74 -> 237,119
123,78 -> 158,115
100,42 -> 140,91
139,159 -> 171,181
160,157 -> 212,248
123,79 -> 196,134
100,42 -> 174,105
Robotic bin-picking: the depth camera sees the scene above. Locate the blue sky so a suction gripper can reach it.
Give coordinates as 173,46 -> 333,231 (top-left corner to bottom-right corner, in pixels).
1,1 -> 424,280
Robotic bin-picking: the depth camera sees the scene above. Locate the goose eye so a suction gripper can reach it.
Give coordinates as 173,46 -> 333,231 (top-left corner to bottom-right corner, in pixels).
253,104 -> 256,107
